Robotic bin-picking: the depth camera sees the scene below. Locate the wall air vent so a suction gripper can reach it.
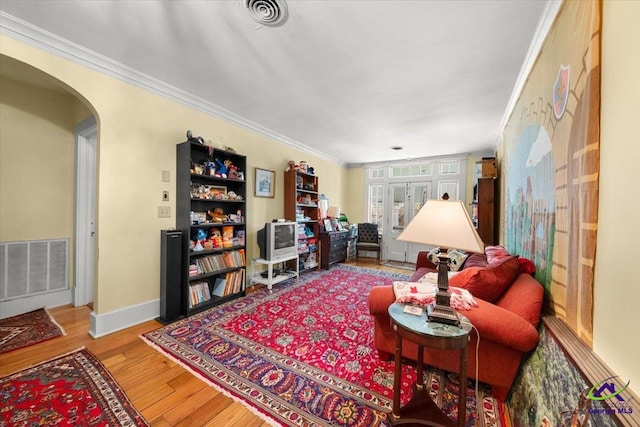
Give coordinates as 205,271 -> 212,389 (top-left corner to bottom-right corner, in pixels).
246,0 -> 288,27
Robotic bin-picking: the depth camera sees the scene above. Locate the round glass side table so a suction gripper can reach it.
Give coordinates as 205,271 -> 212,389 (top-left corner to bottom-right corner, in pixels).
387,302 -> 472,427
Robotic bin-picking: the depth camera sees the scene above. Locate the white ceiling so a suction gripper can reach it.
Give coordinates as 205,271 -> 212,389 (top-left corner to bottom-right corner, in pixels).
0,0 -> 550,164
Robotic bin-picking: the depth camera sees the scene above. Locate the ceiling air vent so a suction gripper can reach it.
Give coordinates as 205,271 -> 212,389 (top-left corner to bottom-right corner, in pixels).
246,0 -> 288,27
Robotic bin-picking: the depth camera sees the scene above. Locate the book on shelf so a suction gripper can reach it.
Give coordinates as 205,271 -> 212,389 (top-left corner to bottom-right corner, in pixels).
193,250 -> 246,275
189,281 -> 211,307
189,263 -> 199,277
209,270 -> 245,298
212,277 -> 227,297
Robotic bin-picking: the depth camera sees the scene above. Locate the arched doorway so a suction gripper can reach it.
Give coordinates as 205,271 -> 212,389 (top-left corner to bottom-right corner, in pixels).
0,54 -> 98,317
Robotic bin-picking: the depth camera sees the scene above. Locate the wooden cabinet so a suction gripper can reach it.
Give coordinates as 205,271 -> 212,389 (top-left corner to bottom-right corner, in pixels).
176,141 -> 247,317
474,177 -> 496,246
319,231 -> 350,269
284,170 -> 320,273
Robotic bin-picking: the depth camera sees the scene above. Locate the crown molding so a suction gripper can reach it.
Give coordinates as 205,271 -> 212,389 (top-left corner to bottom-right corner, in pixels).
496,0 -> 563,147
0,11 -> 342,165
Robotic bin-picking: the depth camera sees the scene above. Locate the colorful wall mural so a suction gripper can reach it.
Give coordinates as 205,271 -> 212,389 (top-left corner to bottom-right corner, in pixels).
501,0 -> 600,346
510,323 -> 618,427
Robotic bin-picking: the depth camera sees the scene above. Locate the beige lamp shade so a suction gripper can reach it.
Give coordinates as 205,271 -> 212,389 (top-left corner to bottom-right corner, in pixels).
327,206 -> 340,218
397,200 -> 484,253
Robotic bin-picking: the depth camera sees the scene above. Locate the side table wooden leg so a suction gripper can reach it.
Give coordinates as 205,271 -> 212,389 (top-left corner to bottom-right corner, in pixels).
392,328 -> 402,418
458,346 -> 468,427
416,344 -> 424,390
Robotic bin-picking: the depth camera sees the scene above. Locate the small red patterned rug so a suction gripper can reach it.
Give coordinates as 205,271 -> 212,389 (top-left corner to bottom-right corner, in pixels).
0,347 -> 149,427
143,265 -> 507,426
0,308 -> 65,354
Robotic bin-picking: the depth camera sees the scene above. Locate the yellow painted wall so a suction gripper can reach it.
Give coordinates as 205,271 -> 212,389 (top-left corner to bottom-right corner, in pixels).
594,0 -> 640,396
0,36 -> 344,315
0,75 -> 90,286
344,166 -> 365,224
0,77 -> 76,242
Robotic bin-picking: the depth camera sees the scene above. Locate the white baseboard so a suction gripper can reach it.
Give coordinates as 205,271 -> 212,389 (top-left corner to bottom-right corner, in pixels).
89,299 -> 160,338
0,289 -> 72,319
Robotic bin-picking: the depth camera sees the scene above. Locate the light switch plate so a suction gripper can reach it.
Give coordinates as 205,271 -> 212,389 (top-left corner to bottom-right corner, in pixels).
161,170 -> 170,182
158,206 -> 171,218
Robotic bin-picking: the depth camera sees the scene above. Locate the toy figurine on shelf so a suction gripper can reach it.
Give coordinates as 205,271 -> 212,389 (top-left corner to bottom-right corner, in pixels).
208,207 -> 226,223
211,229 -> 223,249
205,161 -> 216,176
285,160 -> 297,171
186,130 -> 205,145
222,226 -> 233,248
192,228 -> 208,252
215,158 -> 232,178
299,161 -> 308,173
228,164 -> 239,179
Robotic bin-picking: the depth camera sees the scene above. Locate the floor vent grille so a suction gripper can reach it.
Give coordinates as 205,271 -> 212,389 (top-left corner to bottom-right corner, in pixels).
0,239 -> 69,301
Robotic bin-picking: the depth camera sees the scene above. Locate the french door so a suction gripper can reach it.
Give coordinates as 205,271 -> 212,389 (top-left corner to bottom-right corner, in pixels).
386,182 -> 433,262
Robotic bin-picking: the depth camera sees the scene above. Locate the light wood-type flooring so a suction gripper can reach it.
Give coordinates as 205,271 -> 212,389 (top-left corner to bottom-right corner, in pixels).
0,259 -> 410,426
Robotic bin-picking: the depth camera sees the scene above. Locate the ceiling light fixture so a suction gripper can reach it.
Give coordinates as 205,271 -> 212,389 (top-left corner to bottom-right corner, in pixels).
246,0 -> 288,27
391,146 -> 404,150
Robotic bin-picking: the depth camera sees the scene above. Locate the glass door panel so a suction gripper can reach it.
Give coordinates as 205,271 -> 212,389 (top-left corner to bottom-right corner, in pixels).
386,181 -> 432,262
387,184 -> 407,262
406,182 -> 433,263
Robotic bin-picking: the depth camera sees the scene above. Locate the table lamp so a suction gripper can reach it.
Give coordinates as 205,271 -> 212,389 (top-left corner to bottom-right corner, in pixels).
326,206 -> 340,218
397,200 -> 484,325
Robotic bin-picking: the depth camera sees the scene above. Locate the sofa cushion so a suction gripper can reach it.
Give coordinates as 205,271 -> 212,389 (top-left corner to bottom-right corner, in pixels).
449,256 -> 521,303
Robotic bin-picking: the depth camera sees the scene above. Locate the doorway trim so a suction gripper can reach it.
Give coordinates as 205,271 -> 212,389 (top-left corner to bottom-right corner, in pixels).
74,116 -> 97,307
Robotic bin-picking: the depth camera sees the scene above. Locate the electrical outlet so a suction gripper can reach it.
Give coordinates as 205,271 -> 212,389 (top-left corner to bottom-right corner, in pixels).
162,191 -> 169,201
161,170 -> 170,182
158,206 -> 171,218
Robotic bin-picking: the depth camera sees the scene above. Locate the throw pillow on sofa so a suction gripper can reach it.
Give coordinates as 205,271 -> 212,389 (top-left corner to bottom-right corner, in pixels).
427,247 -> 441,265
462,253 -> 488,269
449,255 -> 521,303
485,245 -> 511,263
427,247 -> 468,271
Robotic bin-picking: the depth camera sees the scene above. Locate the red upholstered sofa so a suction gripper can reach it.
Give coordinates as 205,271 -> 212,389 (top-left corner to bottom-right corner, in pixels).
368,250 -> 544,401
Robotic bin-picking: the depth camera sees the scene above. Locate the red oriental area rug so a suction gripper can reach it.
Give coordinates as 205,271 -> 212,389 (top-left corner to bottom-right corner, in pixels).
0,308 -> 65,354
0,347 -> 149,427
142,265 -> 507,426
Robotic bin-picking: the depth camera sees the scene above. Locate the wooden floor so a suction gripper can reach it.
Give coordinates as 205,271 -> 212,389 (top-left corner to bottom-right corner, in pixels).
0,259 -> 409,427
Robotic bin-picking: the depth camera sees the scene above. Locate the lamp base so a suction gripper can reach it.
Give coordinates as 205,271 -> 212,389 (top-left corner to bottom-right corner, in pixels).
427,304 -> 460,326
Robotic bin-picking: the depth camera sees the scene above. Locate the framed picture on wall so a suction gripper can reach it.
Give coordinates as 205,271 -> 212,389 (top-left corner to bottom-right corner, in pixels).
255,168 -> 275,198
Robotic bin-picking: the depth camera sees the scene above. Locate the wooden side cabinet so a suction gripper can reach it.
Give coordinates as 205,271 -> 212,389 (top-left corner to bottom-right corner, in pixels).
475,177 -> 496,246
319,231 -> 350,269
